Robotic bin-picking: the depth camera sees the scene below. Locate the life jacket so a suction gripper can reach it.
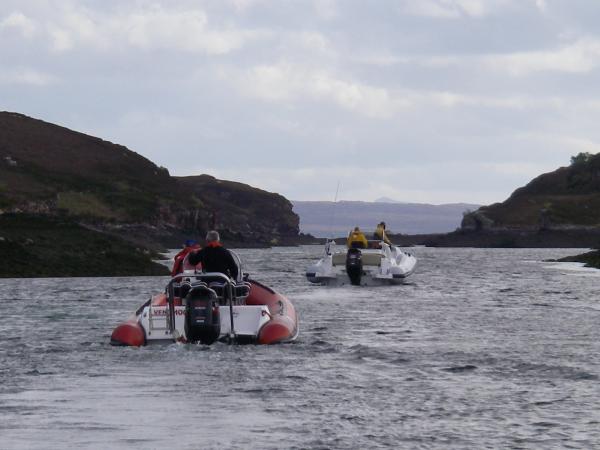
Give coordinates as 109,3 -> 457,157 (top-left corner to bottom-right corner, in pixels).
374,225 -> 392,245
347,231 -> 367,249
171,244 -> 201,276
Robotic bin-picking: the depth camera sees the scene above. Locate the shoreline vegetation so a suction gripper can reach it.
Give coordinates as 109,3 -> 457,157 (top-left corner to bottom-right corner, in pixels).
0,214 -> 169,278
0,213 -> 322,278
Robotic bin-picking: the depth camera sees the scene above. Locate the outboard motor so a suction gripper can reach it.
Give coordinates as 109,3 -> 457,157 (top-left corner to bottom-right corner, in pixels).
346,248 -> 363,286
184,285 -> 220,344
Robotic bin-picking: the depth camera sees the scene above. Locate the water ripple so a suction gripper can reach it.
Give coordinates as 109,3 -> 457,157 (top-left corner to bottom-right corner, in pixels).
1,247 -> 600,448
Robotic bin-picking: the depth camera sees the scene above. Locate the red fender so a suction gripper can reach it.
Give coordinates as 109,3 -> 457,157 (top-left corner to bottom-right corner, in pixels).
110,317 -> 145,347
247,280 -> 298,344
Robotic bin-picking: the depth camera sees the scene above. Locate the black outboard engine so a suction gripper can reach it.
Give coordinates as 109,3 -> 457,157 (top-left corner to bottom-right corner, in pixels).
184,285 -> 221,345
346,248 -> 363,286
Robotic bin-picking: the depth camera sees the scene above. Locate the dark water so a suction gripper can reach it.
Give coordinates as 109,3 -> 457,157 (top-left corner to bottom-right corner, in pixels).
1,247 -> 600,449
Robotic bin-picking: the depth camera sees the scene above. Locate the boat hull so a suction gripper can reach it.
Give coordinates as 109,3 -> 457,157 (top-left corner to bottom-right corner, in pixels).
110,279 -> 298,346
306,244 -> 417,286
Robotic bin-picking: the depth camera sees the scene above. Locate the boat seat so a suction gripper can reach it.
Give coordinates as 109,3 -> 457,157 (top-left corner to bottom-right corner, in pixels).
207,282 -> 251,305
332,253 -> 346,266
362,253 -> 383,266
331,252 -> 383,266
367,240 -> 382,249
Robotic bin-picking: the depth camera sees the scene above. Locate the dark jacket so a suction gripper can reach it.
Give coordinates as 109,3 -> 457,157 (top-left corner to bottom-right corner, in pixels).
188,244 -> 239,280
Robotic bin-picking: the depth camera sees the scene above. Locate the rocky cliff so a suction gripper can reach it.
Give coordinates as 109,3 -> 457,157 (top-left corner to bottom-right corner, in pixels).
0,112 -> 300,250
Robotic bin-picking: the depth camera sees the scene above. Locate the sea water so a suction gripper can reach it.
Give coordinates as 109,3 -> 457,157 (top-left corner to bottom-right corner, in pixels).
1,246 -> 599,449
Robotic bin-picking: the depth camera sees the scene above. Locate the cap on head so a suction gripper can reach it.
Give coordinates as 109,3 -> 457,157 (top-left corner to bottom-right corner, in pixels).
380,221 -> 386,228
205,230 -> 220,242
185,239 -> 196,247
354,226 -> 360,232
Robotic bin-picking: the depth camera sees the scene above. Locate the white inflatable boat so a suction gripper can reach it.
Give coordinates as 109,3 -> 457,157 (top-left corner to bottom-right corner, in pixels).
306,240 -> 417,286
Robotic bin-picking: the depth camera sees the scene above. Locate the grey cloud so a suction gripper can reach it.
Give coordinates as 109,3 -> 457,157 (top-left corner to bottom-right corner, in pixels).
1,0 -> 599,203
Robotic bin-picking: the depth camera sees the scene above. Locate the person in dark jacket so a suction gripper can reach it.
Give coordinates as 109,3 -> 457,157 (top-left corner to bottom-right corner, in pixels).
187,231 -> 239,280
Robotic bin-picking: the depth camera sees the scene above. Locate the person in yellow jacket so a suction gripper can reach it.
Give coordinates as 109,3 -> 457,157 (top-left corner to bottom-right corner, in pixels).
374,221 -> 393,246
347,226 -> 368,249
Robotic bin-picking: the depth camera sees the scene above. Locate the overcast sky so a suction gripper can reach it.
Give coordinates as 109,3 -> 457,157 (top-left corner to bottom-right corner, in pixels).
1,0 -> 600,204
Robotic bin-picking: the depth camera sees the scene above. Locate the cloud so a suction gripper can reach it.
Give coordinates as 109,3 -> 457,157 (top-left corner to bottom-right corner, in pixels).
400,0 -> 505,19
486,38 -> 600,75
124,8 -> 248,54
227,0 -> 266,13
27,4 -> 264,55
223,62 -> 410,118
193,163 -> 536,204
221,58 -> 583,122
534,0 -> 547,13
48,25 -> 73,52
313,0 -> 339,20
420,91 -> 565,110
2,0 -> 599,205
291,31 -> 334,56
0,67 -> 57,86
517,132 -> 600,156
0,11 -> 36,38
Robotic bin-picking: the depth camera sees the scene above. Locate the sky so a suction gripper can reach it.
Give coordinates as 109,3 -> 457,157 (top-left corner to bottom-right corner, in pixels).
1,0 -> 600,205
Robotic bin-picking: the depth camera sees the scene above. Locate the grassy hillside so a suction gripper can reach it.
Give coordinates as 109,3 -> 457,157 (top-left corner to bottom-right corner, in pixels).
0,112 -> 175,222
0,214 -> 169,277
0,112 -> 299,247
463,152 -> 600,230
0,111 -> 302,276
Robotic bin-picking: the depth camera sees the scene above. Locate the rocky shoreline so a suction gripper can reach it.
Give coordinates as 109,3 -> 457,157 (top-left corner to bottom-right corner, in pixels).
310,228 -> 600,249
554,249 -> 600,269
3,213 -> 599,278
0,213 -> 323,278
394,228 -> 600,249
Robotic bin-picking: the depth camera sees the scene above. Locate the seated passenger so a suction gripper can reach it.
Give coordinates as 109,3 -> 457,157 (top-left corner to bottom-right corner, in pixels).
188,230 -> 239,280
171,239 -> 201,276
347,226 -> 368,249
374,221 -> 393,246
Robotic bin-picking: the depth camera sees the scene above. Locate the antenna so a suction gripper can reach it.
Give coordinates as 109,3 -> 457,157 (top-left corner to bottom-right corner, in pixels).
327,180 -> 341,242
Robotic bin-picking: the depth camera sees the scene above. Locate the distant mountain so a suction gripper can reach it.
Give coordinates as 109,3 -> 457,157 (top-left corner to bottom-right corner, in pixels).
374,197 -> 403,203
292,200 -> 479,237
0,111 -> 299,249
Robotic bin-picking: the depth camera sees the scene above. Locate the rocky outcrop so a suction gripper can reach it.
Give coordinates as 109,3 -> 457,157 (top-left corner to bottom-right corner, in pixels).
460,210 -> 495,231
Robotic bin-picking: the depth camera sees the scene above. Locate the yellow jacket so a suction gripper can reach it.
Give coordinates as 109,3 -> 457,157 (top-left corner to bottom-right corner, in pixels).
347,231 -> 368,249
374,225 -> 392,245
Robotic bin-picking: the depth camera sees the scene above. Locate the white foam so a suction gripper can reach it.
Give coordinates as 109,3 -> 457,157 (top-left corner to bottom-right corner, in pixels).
543,261 -> 600,276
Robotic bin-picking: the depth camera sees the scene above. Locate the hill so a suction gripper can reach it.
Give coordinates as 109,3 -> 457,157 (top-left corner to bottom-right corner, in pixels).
292,200 -> 479,237
461,152 -> 600,231
0,112 -> 299,250
424,152 -> 600,248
